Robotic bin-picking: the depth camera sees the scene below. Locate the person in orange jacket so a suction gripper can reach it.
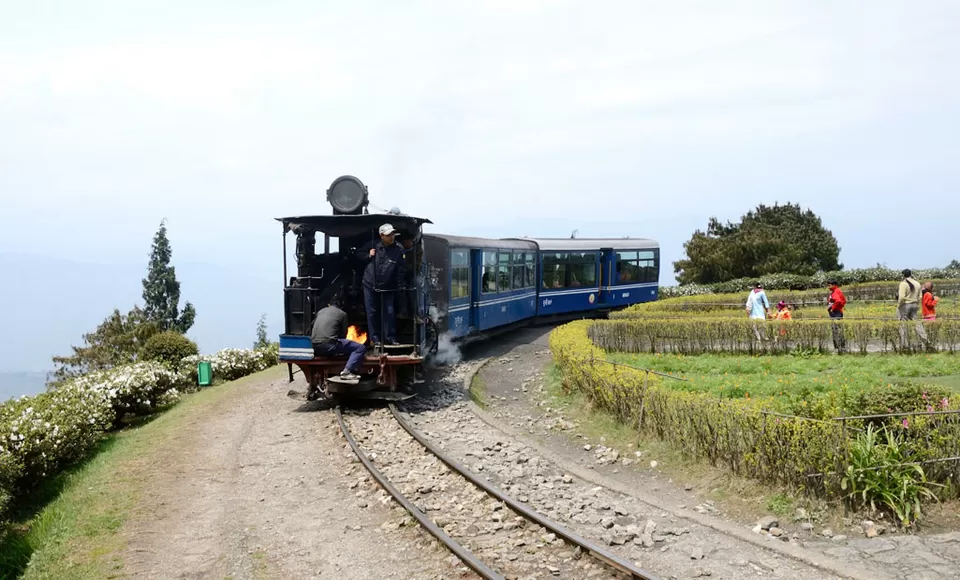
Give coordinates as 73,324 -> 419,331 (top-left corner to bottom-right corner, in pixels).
922,282 -> 938,320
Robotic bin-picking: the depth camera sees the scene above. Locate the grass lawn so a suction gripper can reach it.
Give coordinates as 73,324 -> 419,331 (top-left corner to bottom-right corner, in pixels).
0,366 -> 283,580
609,351 -> 960,416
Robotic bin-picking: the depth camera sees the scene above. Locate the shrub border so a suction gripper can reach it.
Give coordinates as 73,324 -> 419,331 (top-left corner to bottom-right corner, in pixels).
548,321 -> 960,507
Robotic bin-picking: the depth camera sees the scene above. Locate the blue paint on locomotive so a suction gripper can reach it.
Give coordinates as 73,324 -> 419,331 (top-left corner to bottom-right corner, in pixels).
279,334 -> 315,360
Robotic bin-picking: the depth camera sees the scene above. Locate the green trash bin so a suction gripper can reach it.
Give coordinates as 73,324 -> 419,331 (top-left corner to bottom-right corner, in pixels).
197,361 -> 212,386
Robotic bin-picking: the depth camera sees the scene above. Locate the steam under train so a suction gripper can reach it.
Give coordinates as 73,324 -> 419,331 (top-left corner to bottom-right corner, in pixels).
278,176 -> 660,400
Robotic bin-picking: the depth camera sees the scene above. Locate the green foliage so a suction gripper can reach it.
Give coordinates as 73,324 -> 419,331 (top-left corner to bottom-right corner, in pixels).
140,331 -> 199,367
591,318 -> 960,356
550,320 -> 960,516
142,219 -> 196,333
606,351 -> 958,419
638,280 -> 960,314
841,425 -> 940,527
661,267 -> 960,298
254,314 -> 269,350
673,202 -> 841,285
0,346 -> 276,532
49,306 -> 160,384
765,492 -> 794,517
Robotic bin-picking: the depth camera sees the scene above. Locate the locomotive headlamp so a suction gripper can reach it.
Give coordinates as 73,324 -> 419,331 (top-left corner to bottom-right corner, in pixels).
326,175 -> 369,215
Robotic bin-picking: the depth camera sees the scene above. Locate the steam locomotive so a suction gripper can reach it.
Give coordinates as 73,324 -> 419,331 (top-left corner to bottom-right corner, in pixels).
277,176 -> 660,400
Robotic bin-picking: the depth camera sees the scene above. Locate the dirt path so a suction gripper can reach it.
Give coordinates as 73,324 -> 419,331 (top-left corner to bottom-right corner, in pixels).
120,367 -> 462,580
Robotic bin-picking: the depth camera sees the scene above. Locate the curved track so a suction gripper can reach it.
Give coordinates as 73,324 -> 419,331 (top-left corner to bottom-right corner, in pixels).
335,403 -> 663,580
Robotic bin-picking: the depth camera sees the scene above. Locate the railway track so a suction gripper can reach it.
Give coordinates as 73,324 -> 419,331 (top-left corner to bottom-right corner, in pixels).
336,403 -> 663,580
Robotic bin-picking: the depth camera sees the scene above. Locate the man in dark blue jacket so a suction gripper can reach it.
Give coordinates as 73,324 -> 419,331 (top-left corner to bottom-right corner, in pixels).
357,223 -> 407,346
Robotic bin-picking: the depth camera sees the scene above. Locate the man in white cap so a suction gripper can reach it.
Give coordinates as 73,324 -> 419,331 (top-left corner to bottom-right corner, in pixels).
357,223 -> 406,346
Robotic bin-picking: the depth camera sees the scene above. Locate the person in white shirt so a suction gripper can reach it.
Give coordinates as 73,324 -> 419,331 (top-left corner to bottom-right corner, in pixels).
745,283 -> 770,345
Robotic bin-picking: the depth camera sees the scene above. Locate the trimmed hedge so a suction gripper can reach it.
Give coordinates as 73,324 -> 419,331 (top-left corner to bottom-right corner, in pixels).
549,321 -> 960,499
0,345 -> 279,527
660,267 -> 960,298
640,280 -> 960,314
591,318 -> 960,355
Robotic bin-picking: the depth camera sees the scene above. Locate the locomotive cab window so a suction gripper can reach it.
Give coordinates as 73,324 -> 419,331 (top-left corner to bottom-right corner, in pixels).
450,250 -> 470,299
616,250 -> 659,284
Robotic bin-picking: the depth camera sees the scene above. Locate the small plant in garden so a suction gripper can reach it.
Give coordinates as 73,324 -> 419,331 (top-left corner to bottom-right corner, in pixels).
765,492 -> 794,517
840,424 -> 941,528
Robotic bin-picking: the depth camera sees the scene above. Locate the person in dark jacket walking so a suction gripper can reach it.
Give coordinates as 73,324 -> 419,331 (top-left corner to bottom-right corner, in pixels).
311,298 -> 366,380
356,223 -> 408,346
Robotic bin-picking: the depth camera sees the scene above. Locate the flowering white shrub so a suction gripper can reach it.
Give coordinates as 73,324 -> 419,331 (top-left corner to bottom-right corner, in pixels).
0,344 -> 278,523
71,361 -> 181,424
0,380 -> 114,482
176,345 -> 280,385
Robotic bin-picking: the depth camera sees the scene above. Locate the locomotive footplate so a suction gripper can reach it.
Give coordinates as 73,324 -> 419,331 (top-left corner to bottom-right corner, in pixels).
287,352 -> 423,402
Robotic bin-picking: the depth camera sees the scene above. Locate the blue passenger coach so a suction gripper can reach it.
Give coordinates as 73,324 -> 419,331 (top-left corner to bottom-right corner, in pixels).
423,234 -> 659,342
423,235 -> 539,338
512,238 -> 660,316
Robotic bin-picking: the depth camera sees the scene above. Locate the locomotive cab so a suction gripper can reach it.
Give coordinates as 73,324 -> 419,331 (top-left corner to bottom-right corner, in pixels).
277,176 -> 433,400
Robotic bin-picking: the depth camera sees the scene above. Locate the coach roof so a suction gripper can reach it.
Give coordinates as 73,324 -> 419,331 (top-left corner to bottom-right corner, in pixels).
423,233 -> 538,251
503,237 -> 659,252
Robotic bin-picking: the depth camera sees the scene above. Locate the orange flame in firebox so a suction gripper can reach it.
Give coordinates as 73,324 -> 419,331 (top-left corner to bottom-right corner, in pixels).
346,325 -> 367,345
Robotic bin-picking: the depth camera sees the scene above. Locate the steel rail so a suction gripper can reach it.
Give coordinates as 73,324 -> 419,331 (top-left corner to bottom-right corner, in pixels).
334,406 -> 504,580
389,404 -> 663,580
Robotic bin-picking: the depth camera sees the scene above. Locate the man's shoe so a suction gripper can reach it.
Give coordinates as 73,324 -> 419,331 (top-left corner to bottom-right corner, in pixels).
339,371 -> 361,381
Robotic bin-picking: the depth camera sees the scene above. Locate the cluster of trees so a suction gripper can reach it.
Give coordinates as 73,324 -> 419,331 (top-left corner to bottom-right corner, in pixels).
672,202 -> 960,288
49,220 -> 272,385
673,203 -> 842,285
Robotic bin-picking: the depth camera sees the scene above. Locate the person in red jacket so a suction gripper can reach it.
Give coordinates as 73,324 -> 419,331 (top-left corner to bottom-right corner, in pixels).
827,280 -> 847,353
922,282 -> 937,320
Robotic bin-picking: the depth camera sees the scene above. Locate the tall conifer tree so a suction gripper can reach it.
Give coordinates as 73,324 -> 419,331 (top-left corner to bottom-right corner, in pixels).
142,219 -> 196,333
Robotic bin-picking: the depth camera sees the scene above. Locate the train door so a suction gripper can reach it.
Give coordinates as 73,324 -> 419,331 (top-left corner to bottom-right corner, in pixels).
598,248 -> 613,303
447,248 -> 472,336
470,248 -> 482,331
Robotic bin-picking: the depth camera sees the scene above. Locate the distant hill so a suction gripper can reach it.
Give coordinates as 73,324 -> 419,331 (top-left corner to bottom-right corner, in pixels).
0,253 -> 282,374
0,371 -> 47,402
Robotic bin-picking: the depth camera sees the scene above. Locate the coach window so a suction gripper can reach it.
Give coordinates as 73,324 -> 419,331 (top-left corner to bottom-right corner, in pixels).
542,252 -> 566,289
524,252 -> 536,288
616,250 -> 656,284
498,252 -> 512,292
481,251 -> 497,293
450,250 -> 470,299
637,250 -> 658,283
567,252 -> 597,287
512,252 -> 526,289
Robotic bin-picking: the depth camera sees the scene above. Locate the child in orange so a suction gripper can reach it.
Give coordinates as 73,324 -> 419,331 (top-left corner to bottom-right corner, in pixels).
775,301 -> 792,320
773,301 -> 792,336
922,282 -> 937,320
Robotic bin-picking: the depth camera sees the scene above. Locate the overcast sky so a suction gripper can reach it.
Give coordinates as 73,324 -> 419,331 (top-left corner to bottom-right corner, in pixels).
2,0 -> 958,281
